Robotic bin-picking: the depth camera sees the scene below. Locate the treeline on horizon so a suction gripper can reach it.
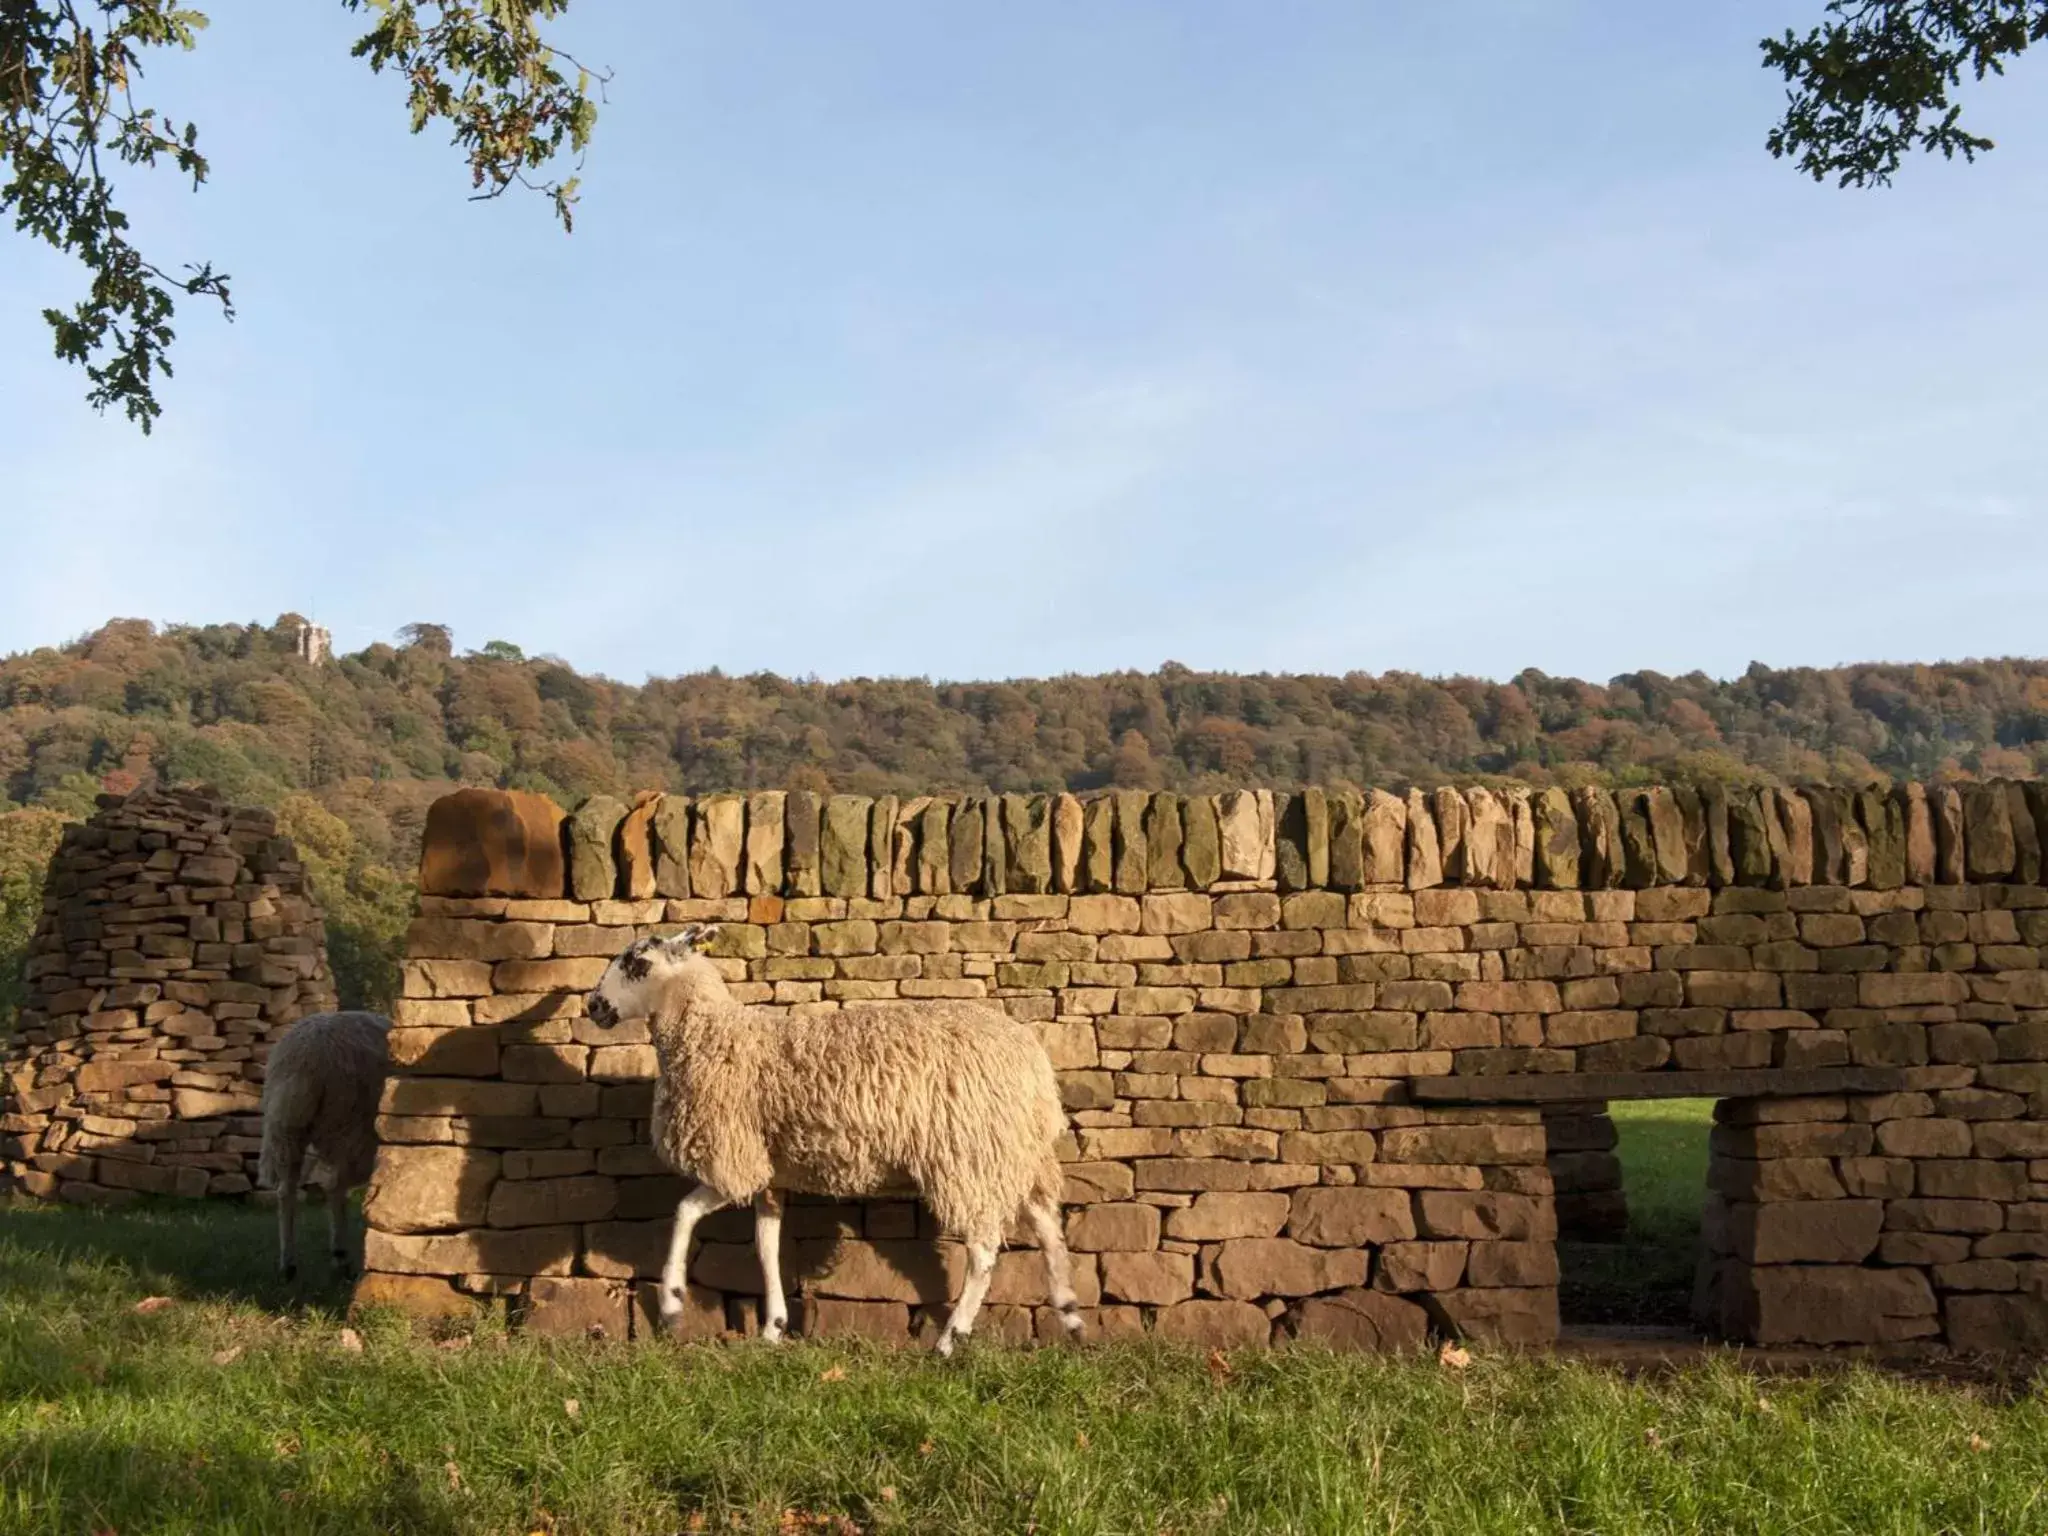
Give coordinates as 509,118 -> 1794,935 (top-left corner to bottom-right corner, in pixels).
4,613 -> 2048,1019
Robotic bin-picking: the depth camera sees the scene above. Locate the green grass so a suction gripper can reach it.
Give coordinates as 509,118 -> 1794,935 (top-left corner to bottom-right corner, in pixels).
1559,1099 -> 1716,1330
2,1197 -> 2047,1533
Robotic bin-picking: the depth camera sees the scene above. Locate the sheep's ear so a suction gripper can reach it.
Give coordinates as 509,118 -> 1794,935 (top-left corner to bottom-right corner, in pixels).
665,923 -> 717,955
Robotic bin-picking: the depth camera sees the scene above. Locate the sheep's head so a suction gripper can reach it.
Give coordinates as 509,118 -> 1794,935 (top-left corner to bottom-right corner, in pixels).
586,923 -> 721,1027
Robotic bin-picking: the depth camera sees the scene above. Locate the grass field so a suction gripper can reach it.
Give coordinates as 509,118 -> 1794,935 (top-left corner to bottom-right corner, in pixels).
1558,1098 -> 1715,1329
3,1149 -> 2046,1533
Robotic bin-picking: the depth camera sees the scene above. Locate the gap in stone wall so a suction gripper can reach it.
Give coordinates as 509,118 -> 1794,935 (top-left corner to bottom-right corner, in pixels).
1553,1098 -> 1713,1331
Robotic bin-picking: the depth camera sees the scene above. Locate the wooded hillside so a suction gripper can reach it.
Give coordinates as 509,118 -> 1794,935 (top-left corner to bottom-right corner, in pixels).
4,614 -> 2046,1016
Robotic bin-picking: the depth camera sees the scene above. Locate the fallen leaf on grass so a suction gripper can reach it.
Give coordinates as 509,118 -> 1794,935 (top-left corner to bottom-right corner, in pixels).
878,1486 -> 897,1502
211,1346 -> 243,1367
1644,1427 -> 1664,1451
684,1516 -> 707,1534
1438,1342 -> 1472,1371
436,1335 -> 471,1352
445,1461 -> 463,1491
134,1296 -> 176,1315
1074,1430 -> 1089,1450
563,1397 -> 581,1420
1970,1433 -> 1989,1453
917,1440 -> 935,1457
1205,1348 -> 1232,1384
819,1365 -> 846,1382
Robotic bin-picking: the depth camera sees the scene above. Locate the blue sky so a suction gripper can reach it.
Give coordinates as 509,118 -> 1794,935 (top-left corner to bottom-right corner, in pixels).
2,1 -> 2043,685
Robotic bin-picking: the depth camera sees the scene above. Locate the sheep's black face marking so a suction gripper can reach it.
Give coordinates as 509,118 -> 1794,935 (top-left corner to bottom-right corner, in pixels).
620,946 -> 653,982
587,992 -> 620,1028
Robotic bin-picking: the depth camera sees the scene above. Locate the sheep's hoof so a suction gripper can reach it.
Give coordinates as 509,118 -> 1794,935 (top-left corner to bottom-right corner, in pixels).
760,1319 -> 787,1344
1060,1310 -> 1084,1338
658,1286 -> 688,1333
934,1331 -> 958,1358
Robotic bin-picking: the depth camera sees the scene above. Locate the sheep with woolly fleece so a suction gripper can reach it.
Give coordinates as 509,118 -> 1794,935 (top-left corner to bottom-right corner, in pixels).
258,1009 -> 391,1280
585,923 -> 1081,1355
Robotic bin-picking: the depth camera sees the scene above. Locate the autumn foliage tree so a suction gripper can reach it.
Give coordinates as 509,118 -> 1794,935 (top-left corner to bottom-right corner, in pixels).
6,616 -> 2048,1017
1,1 -> 602,429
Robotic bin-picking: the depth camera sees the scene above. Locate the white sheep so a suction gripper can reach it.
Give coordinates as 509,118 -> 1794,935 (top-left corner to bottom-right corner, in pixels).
258,1009 -> 392,1280
585,923 -> 1081,1355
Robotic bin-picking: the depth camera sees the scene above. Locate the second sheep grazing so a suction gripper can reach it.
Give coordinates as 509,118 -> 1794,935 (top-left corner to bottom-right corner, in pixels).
585,923 -> 1082,1354
258,1009 -> 392,1281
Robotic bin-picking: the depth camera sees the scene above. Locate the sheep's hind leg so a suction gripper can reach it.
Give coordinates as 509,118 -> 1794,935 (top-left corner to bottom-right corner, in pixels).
753,1190 -> 788,1342
275,1142 -> 305,1282
327,1178 -> 354,1279
659,1183 -> 730,1332
935,1237 -> 998,1358
1025,1195 -> 1084,1339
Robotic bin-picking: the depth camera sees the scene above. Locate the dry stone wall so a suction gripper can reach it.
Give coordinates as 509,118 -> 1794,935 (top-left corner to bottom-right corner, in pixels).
357,781 -> 2048,1355
1,787 -> 338,1202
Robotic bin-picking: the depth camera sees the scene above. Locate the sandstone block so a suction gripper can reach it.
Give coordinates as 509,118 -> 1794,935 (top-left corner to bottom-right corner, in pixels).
364,1225 -> 577,1278
1003,794 -> 1055,895
1152,1299 -> 1271,1348
1373,1240 -> 1469,1292
1143,793 -> 1185,890
349,1272 -> 478,1321
1100,1249 -> 1195,1304
688,795 -> 744,898
1360,790 -> 1407,886
1053,793 -> 1090,893
1463,1240 -> 1560,1288
1727,1265 -> 1937,1346
1963,783 -> 2017,880
1067,1203 -> 1161,1252
1915,1159 -> 2028,1201
486,1173 -> 616,1228
1288,1288 -> 1429,1352
1415,1191 -> 1554,1241
1078,795 -> 1114,894
1380,1125 -> 1545,1166
1426,1287 -> 1559,1347
418,789 -> 568,899
1163,1191 -> 1292,1241
565,796 -> 627,902
1211,1238 -> 1369,1298
803,1239 -> 966,1303
820,797 -> 872,898
1943,1293 -> 2048,1356
1217,790 -> 1273,882
801,1298 -> 912,1343
1727,1199 -> 1882,1263
1884,1198 -> 2004,1234
1405,788 -> 1444,891
523,1275 -> 630,1340
1287,1186 -> 1415,1246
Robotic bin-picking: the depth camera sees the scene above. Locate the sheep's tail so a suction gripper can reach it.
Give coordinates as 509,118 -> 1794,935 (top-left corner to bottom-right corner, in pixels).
259,1068 -> 320,1190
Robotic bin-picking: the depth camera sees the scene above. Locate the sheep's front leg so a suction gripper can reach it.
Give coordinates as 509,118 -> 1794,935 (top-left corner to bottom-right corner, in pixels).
659,1183 -> 730,1332
753,1190 -> 788,1342
935,1240 -> 998,1358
